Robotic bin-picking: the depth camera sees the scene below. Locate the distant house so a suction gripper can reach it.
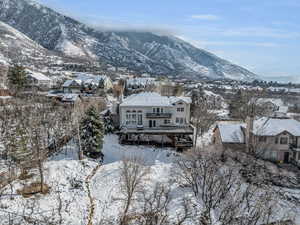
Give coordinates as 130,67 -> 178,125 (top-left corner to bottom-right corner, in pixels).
118,92 -> 195,150
62,79 -> 82,94
125,77 -> 156,94
256,98 -> 286,116
61,93 -> 81,105
74,73 -> 113,91
213,117 -> 300,163
158,81 -> 183,97
26,70 -> 53,88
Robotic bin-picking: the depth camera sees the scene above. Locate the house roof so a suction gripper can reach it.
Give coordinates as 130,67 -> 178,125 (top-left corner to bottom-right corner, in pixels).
253,117 -> 300,136
26,70 -> 52,81
75,73 -> 109,83
218,123 -> 246,143
120,92 -> 191,107
62,79 -> 82,87
61,94 -> 79,102
257,98 -> 284,107
126,77 -> 156,87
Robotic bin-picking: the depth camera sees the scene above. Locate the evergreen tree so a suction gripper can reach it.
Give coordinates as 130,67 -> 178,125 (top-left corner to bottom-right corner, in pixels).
98,79 -> 105,89
7,65 -> 27,91
103,112 -> 115,134
79,106 -> 104,160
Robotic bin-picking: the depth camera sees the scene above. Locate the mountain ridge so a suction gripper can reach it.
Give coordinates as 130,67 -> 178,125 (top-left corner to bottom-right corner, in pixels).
0,0 -> 258,81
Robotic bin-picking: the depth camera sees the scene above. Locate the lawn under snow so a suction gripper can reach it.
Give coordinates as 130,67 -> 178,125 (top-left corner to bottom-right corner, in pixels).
1,134 -> 300,224
0,135 -> 184,225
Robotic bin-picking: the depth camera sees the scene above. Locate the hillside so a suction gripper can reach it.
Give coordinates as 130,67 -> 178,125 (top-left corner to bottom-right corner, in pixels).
0,0 -> 258,81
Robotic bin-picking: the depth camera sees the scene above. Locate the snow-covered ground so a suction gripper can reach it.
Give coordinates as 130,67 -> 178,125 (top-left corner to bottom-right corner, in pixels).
1,133 -> 300,224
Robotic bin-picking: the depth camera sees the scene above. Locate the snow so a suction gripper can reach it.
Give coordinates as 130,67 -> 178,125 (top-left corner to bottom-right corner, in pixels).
102,135 -> 178,165
26,69 -> 52,81
218,123 -> 246,143
253,117 -> 300,136
62,79 -> 82,87
57,40 -> 86,57
120,92 -> 191,107
257,98 -> 285,107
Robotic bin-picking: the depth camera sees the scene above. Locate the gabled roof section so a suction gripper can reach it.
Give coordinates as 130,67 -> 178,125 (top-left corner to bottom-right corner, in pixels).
253,117 -> 300,136
217,123 -> 246,143
62,79 -> 82,87
26,69 -> 52,81
120,92 -> 191,107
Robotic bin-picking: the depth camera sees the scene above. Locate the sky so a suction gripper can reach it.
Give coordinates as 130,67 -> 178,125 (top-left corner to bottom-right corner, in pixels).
39,0 -> 300,80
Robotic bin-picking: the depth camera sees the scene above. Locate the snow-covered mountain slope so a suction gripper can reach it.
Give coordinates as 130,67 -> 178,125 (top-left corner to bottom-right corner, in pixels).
0,20 -> 92,71
0,20 -> 57,67
0,0 -> 258,81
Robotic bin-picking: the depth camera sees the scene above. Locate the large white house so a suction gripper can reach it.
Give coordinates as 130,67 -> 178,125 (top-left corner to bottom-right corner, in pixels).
118,92 -> 195,150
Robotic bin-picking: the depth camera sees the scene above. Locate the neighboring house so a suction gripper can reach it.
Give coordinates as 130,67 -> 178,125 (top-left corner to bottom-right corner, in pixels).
256,98 -> 286,116
62,79 -> 82,94
157,81 -> 183,97
26,70 -> 53,88
61,93 -> 81,105
126,77 -> 156,94
213,117 -> 300,164
188,89 -> 224,109
75,73 -> 113,91
118,92 -> 195,150
203,90 -> 224,109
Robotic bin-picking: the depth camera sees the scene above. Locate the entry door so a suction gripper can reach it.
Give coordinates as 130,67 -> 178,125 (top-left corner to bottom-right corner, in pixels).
284,152 -> 290,163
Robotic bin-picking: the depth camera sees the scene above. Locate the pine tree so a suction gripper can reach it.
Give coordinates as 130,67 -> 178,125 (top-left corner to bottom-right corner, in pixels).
7,65 -> 27,91
79,106 -> 104,160
103,112 -> 115,134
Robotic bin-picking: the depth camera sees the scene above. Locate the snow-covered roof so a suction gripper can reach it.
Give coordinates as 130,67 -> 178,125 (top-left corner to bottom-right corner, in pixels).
253,117 -> 300,136
257,98 -> 284,107
26,70 -> 52,81
75,73 -> 109,82
61,94 -> 79,102
218,123 -> 246,143
127,77 -> 156,87
276,106 -> 289,113
120,92 -> 191,107
62,79 -> 82,87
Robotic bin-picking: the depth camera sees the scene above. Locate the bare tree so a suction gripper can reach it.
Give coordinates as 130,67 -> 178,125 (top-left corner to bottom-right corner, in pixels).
177,150 -> 289,225
118,157 -> 150,225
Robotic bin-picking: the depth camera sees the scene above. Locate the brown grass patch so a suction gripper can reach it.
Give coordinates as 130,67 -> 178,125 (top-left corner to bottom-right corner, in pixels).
17,182 -> 50,198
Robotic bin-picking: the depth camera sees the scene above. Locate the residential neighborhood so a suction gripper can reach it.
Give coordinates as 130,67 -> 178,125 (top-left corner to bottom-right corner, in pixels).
0,0 -> 300,224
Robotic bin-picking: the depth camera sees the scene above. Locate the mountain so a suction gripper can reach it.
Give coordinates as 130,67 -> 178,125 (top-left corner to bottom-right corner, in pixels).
0,0 -> 258,81
0,20 -> 61,67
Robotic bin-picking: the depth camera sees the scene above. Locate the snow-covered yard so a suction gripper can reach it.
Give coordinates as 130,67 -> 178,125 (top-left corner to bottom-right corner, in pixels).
0,134 -> 183,225
1,134 -> 300,224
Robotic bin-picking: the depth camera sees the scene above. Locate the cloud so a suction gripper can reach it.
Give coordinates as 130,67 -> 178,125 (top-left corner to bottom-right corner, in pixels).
190,14 -> 220,21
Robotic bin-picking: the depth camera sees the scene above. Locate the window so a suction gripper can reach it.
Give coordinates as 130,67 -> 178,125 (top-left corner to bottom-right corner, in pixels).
180,118 -> 184,124
176,117 -> 184,124
164,119 -> 171,124
258,136 -> 267,142
275,137 -> 278,144
298,153 -> 300,161
280,137 -> 288,145
177,108 -> 184,112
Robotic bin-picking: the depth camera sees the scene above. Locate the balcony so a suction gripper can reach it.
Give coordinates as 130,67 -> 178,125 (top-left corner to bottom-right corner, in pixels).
146,113 -> 172,119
